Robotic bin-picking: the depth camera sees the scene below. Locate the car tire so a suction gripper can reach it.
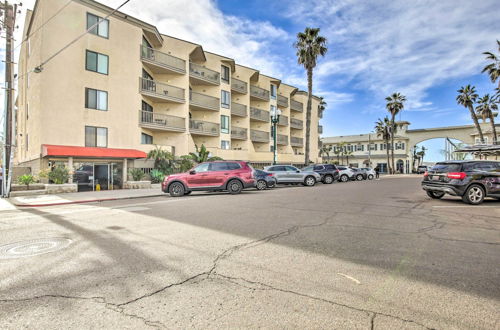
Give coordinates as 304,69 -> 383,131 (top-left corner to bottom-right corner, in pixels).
227,179 -> 243,195
356,174 -> 363,181
462,184 -> 485,205
426,191 -> 444,199
256,180 -> 267,190
168,182 -> 185,197
368,174 -> 374,180
267,180 -> 276,189
303,176 -> 316,186
184,191 -> 192,195
323,175 -> 334,184
340,175 -> 349,182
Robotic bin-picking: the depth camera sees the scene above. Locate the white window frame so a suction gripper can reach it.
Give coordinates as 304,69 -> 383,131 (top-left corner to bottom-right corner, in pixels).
221,140 -> 230,150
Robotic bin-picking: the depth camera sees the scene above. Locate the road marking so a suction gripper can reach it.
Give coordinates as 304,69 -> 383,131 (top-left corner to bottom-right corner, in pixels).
432,206 -> 500,208
337,273 -> 361,284
118,206 -> 150,212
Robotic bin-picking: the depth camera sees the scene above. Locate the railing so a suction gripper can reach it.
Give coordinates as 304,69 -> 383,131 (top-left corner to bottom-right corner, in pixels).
290,100 -> 304,112
139,111 -> 185,131
231,126 -> 247,140
140,45 -> 186,73
278,115 -> 288,126
318,125 -> 323,134
291,136 -> 304,146
250,129 -> 270,143
231,102 -> 247,117
277,95 -> 288,107
189,62 -> 220,85
231,78 -> 248,94
250,85 -> 270,101
189,119 -> 219,136
277,134 -> 288,145
290,118 -> 303,129
139,77 -> 185,101
250,107 -> 270,122
189,91 -> 220,111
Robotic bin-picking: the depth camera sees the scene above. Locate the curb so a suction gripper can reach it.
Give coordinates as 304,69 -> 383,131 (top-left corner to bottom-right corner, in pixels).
12,194 -> 165,208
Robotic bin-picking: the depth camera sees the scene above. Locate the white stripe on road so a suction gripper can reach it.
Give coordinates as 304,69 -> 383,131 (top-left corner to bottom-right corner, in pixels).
337,273 -> 361,284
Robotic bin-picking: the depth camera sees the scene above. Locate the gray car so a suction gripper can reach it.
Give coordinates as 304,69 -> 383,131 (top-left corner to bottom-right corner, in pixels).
263,165 -> 321,186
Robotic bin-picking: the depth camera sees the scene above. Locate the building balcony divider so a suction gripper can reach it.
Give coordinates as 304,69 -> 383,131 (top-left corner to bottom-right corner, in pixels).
290,118 -> 304,129
277,95 -> 289,108
139,110 -> 186,132
250,129 -> 270,143
189,62 -> 220,85
231,126 -> 247,140
231,102 -> 247,117
250,107 -> 270,122
189,91 -> 220,111
250,85 -> 270,101
140,45 -> 186,74
189,119 -> 220,136
291,136 -> 304,147
278,115 -> 288,126
290,100 -> 304,112
277,134 -> 288,145
231,78 -> 248,94
139,77 -> 185,103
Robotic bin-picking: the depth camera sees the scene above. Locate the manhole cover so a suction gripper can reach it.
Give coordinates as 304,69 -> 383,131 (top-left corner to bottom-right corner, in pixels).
0,238 -> 72,259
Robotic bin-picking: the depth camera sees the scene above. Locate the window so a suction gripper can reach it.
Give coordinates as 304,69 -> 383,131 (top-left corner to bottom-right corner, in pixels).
221,65 -> 230,83
85,126 -> 108,147
142,36 -> 152,48
85,88 -> 108,110
86,50 -> 108,74
26,103 -> 29,120
194,163 -> 210,173
210,162 -> 228,171
227,162 -> 241,170
25,134 -> 28,151
27,39 -> 30,56
87,13 -> 109,38
314,165 -> 324,171
270,84 -> 277,99
221,115 -> 229,134
141,133 -> 153,144
221,90 -> 230,108
142,101 -> 153,112
221,140 -> 230,150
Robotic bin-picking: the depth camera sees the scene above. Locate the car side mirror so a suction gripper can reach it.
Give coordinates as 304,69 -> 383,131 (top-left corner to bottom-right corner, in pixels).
189,170 -> 196,175
296,170 -> 300,173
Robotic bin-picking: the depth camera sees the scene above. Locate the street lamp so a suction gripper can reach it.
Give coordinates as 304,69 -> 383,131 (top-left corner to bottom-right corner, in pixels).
270,107 -> 281,165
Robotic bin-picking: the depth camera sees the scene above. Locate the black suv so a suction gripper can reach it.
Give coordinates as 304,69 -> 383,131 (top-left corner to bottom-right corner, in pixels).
422,160 -> 500,205
302,164 -> 339,184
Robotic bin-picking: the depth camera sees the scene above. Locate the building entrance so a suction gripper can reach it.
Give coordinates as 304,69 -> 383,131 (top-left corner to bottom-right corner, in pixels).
73,162 -> 123,192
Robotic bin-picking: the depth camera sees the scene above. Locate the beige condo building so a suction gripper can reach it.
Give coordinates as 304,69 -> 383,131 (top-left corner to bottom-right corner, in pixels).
15,0 -> 323,189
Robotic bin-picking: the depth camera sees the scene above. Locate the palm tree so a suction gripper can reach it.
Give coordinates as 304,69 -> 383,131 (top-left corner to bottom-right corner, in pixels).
147,146 -> 175,172
345,149 -> 353,165
188,144 -> 223,163
417,147 -> 427,166
457,85 -> 484,143
375,117 -> 392,174
476,94 -> 498,144
318,97 -> 327,119
294,27 -> 327,165
482,40 -> 500,89
385,93 -> 406,174
320,145 -> 331,161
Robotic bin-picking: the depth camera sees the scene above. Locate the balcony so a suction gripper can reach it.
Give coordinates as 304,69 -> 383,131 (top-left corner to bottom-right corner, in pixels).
277,134 -> 288,145
189,119 -> 219,136
278,115 -> 288,126
250,85 -> 270,101
277,95 -> 288,108
290,100 -> 304,112
290,118 -> 303,129
231,102 -> 247,117
189,62 -> 220,85
231,78 -> 248,94
140,45 -> 186,74
251,129 -> 270,143
139,77 -> 185,103
139,111 -> 186,132
250,107 -> 270,122
318,125 -> 323,134
189,91 -> 220,111
291,136 -> 304,147
231,126 -> 247,140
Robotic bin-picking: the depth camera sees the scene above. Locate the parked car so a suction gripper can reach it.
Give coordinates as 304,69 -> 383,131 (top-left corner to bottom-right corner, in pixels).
360,167 -> 376,180
336,166 -> 356,182
421,160 -> 500,205
349,167 -> 367,181
162,161 -> 256,197
263,165 -> 321,186
302,164 -> 339,184
254,169 -> 277,190
417,165 -> 428,174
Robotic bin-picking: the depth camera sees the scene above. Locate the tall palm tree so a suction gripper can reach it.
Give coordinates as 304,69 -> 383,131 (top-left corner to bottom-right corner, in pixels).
294,27 -> 327,165
476,94 -> 498,144
385,93 -> 406,173
417,147 -> 427,166
375,117 -> 392,174
320,145 -> 331,161
482,40 -> 500,89
457,85 -> 484,143
318,97 -> 327,119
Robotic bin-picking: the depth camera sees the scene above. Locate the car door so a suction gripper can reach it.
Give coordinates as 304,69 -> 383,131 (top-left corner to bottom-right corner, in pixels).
186,163 -> 211,188
268,166 -> 287,183
482,162 -> 500,195
285,166 -> 302,182
209,162 -> 230,187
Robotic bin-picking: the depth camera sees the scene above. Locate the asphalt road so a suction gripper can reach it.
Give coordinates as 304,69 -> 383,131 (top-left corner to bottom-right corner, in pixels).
0,176 -> 499,329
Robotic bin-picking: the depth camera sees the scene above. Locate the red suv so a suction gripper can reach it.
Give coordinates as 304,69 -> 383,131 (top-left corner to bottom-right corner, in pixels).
162,161 -> 256,197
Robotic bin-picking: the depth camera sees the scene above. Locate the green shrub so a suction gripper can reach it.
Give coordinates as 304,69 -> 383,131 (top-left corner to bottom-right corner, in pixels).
48,166 -> 70,184
150,169 -> 164,183
17,174 -> 35,187
129,168 -> 145,181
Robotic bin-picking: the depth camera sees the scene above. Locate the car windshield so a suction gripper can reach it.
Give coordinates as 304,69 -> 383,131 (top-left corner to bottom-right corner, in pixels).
303,166 -> 313,171
430,163 -> 461,172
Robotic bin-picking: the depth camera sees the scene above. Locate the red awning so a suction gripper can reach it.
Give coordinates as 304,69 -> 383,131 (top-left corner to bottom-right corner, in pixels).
42,145 -> 147,159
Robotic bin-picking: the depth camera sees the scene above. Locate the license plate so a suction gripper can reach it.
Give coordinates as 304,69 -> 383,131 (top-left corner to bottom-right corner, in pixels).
432,175 -> 440,181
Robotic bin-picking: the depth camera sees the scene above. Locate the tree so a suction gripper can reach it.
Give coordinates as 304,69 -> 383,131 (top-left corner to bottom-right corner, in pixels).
344,149 -> 353,165
320,145 -> 331,161
147,146 -> 175,173
318,97 -> 327,119
375,117 -> 392,174
476,94 -> 498,144
294,27 -> 327,165
188,144 -> 223,163
457,85 -> 484,144
417,147 -> 427,166
482,40 -> 500,89
412,145 -> 419,172
385,93 -> 406,174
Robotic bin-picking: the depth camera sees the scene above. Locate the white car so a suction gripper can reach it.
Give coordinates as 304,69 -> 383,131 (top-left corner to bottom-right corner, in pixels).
360,167 -> 376,180
336,166 -> 356,182
263,165 -> 321,186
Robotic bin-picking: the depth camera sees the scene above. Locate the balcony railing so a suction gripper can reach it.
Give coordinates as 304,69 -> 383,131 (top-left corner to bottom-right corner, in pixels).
139,111 -> 185,132
250,85 -> 270,101
189,119 -> 219,136
231,78 -> 248,94
291,136 -> 304,146
277,134 -> 288,145
189,62 -> 220,85
250,129 -> 270,143
278,115 -> 288,126
139,77 -> 185,103
318,125 -> 323,134
189,91 -> 220,111
250,107 -> 270,122
277,95 -> 289,108
290,118 -> 303,129
231,126 -> 247,140
231,102 -> 247,117
140,45 -> 186,74
290,100 -> 304,112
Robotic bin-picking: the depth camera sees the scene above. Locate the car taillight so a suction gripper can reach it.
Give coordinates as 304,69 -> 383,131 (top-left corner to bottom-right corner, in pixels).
423,171 -> 428,177
336,169 -> 339,172
267,173 -> 274,177
447,172 -> 466,180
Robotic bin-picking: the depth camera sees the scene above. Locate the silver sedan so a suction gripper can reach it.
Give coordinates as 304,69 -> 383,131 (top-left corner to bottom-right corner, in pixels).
263,165 -> 321,186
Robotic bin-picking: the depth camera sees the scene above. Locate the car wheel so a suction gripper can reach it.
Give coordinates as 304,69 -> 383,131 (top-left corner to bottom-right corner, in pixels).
168,182 -> 185,197
184,191 -> 192,195
227,179 -> 243,195
340,175 -> 349,182
462,184 -> 485,205
426,191 -> 444,199
303,176 -> 316,186
368,174 -> 374,180
267,180 -> 276,189
256,180 -> 267,190
323,175 -> 334,184
356,174 -> 363,181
